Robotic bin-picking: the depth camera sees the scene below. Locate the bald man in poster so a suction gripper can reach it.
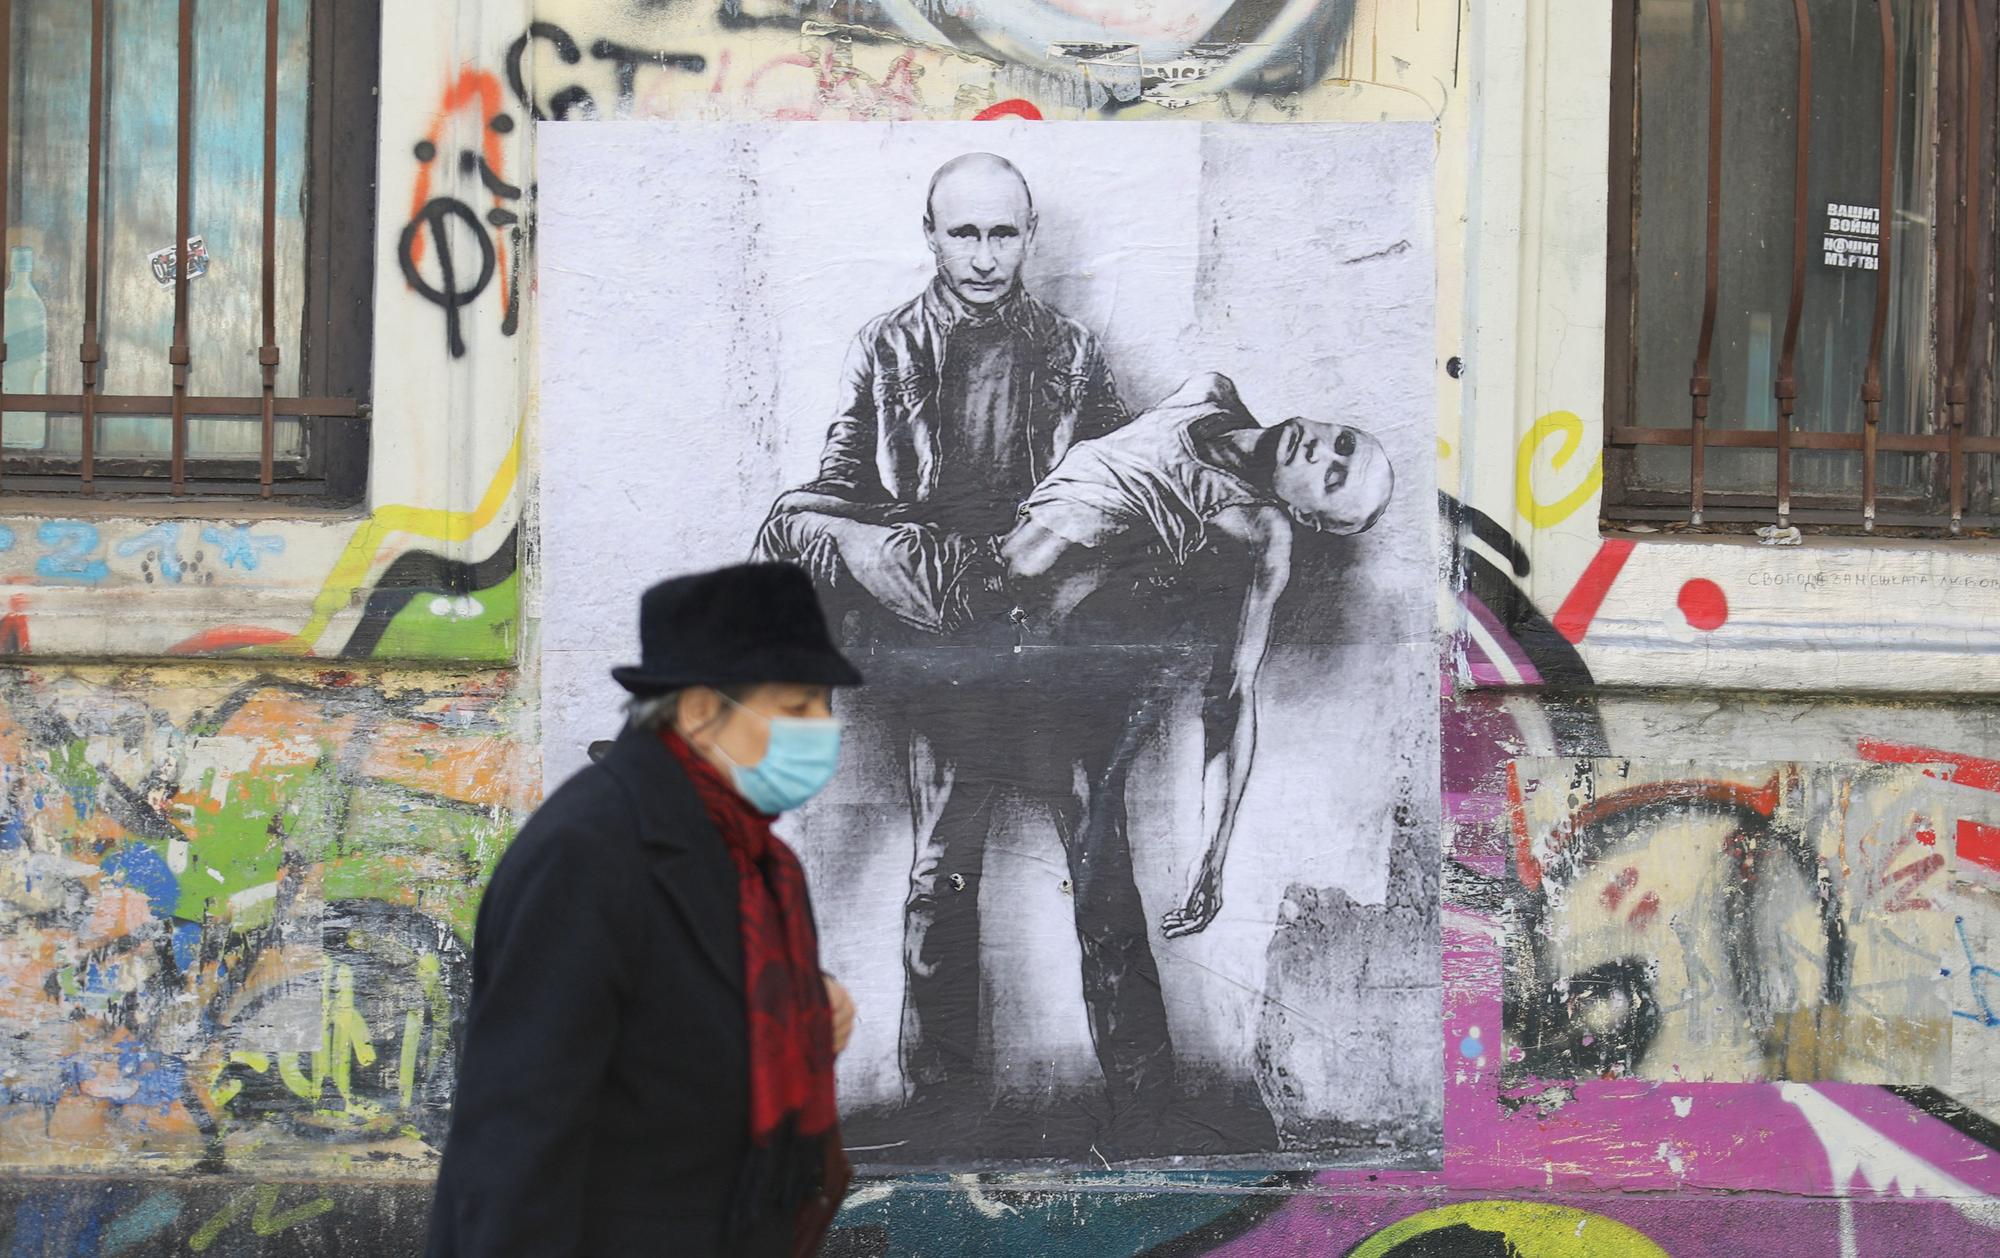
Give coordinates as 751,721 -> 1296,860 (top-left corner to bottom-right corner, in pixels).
792,153 -> 1180,1148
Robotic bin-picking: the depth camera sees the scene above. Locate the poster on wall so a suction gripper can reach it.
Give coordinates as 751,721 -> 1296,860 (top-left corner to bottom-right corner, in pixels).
538,121 -> 1440,1169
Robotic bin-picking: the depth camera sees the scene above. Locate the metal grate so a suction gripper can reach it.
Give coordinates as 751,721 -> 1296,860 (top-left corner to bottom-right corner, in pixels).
0,0 -> 366,499
1605,0 -> 1996,535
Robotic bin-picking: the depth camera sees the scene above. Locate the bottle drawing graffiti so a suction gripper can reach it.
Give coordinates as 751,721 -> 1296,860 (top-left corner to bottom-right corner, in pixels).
3,245 -> 48,449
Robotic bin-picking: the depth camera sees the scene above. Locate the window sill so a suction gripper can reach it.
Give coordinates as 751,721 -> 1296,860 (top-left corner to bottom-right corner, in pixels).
0,505 -> 517,664
0,495 -> 366,522
1521,532 -> 2000,694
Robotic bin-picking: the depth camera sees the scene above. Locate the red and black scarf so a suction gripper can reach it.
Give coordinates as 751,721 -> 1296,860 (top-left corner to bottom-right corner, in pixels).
662,731 -> 850,1255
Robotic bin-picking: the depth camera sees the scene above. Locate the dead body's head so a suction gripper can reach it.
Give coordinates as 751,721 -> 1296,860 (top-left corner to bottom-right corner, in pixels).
924,152 -> 1036,307
1264,418 -> 1395,535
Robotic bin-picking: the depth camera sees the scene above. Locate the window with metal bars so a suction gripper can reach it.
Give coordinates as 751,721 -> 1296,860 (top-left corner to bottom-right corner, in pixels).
0,0 -> 375,501
1605,0 -> 1996,535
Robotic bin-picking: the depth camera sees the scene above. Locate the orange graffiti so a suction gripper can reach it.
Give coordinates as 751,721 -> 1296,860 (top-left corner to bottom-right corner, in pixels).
407,68 -> 512,309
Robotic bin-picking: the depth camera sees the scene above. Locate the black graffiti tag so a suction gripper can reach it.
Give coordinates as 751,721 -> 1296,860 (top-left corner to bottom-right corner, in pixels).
399,199 -> 496,360
506,20 -> 705,121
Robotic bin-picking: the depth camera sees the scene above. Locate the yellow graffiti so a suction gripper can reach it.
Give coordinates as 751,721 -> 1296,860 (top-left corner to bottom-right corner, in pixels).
1350,1203 -> 1669,1257
188,1185 -> 335,1252
281,422 -> 523,654
206,956 -> 437,1135
1515,410 -> 1603,528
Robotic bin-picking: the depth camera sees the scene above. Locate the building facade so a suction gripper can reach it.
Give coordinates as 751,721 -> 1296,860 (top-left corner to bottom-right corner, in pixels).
1,1 -> 1996,1253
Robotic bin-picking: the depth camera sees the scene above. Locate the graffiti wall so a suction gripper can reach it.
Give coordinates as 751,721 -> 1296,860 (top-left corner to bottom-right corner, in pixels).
0,665 -> 528,1176
3,0 -> 1999,1254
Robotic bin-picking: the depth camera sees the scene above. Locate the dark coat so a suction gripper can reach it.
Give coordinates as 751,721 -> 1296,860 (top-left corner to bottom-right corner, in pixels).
426,724 -> 795,1257
811,277 -> 1128,506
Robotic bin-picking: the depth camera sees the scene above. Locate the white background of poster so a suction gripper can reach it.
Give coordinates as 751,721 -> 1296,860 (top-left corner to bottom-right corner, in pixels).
538,121 -> 1438,1150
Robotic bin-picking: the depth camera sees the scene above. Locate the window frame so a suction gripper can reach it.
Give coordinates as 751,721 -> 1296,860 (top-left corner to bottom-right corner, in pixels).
0,0 -> 378,504
1599,0 -> 1997,535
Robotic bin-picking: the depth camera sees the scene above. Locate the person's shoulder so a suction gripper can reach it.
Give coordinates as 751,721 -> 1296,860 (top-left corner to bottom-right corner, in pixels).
1018,292 -> 1104,348
857,290 -> 930,344
1157,371 -> 1245,414
483,761 -> 644,903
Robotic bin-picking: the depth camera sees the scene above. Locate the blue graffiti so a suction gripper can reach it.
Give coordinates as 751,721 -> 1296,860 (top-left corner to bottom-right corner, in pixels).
1945,915 -> 2000,1027
34,521 -> 107,583
0,523 -> 14,552
101,842 -> 180,920
99,1191 -> 183,1253
115,523 -> 187,582
201,524 -> 284,571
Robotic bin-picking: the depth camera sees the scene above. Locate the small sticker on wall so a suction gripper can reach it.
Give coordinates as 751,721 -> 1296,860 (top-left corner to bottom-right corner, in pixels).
1821,202 -> 1881,272
148,236 -> 209,288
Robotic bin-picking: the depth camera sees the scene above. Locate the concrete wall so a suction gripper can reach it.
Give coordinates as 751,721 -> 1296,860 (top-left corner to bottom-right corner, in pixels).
3,1 -> 1998,1254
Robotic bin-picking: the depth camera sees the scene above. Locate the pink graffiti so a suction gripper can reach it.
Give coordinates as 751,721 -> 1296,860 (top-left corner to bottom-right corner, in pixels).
731,48 -> 926,121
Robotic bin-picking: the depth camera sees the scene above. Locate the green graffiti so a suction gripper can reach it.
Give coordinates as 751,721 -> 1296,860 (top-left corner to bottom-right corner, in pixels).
171,766 -> 315,921
368,571 -> 519,661
48,738 -> 102,800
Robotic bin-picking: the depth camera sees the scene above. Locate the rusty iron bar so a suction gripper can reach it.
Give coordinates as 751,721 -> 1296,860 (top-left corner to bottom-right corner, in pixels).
0,392 -> 358,416
1862,0 -> 1898,532
169,0 -> 195,493
1774,0 -> 1814,529
259,0 -> 279,497
1611,424 -> 2000,454
79,0 -> 105,494
0,0 -> 12,492
1948,0 -> 1986,534
1688,0 -> 1725,525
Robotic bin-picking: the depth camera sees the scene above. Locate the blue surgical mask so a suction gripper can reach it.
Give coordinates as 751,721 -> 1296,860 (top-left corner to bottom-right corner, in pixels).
713,695 -> 842,815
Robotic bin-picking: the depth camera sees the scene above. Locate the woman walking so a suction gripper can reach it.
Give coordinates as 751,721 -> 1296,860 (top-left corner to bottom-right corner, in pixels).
428,562 -> 861,1256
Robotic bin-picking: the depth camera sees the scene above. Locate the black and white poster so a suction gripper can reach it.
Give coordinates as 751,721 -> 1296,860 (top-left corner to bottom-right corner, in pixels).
539,122 -> 1440,1169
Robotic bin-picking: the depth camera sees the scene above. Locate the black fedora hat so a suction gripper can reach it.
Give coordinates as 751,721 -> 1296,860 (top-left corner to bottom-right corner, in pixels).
611,562 -> 863,695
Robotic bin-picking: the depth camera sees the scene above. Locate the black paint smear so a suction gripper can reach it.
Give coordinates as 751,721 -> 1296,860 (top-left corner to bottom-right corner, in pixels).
1130,1174 -> 1307,1258
339,525 -> 520,660
1884,1085 -> 2000,1154
1372,1223 -> 1523,1258
589,38 -> 705,105
1503,787 -> 1845,1086
1440,492 -> 1607,754
506,21 -> 583,122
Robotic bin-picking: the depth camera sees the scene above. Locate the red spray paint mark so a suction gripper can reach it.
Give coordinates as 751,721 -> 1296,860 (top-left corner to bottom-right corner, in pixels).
1676,578 -> 1729,631
1551,538 -> 1636,644
1600,866 -> 1639,910
1859,739 -> 2000,792
167,625 -> 295,655
974,98 -> 1044,121
1960,821 -> 2000,872
1505,761 -> 1540,891
0,594 -> 28,653
1626,891 -> 1661,929
1859,740 -> 2000,874
1881,851 -> 1945,912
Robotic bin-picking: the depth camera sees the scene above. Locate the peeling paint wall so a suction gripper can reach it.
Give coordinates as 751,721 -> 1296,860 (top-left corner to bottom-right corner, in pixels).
3,0 -> 1999,1254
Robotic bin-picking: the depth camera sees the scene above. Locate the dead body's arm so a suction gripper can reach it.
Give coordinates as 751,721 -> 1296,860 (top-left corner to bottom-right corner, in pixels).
1161,506 -> 1291,939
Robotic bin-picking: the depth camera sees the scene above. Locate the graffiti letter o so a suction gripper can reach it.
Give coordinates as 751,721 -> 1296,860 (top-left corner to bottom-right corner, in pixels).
1516,411 -> 1604,529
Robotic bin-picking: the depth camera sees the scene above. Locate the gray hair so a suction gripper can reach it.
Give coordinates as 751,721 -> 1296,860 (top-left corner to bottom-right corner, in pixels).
625,690 -> 684,732
625,685 -> 747,733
